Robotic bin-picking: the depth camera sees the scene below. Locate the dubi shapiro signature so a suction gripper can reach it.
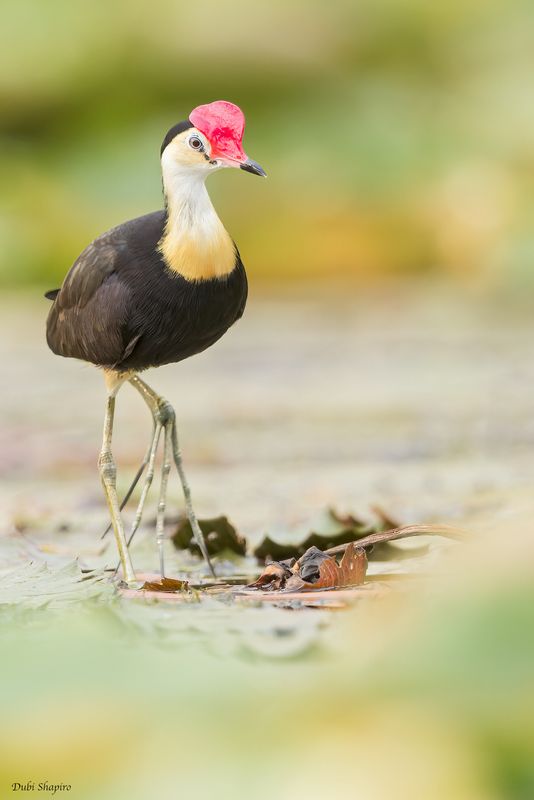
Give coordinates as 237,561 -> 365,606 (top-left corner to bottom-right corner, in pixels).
11,782 -> 71,794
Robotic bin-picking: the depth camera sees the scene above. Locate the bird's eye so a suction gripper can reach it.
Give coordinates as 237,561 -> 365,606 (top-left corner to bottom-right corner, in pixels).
189,135 -> 203,151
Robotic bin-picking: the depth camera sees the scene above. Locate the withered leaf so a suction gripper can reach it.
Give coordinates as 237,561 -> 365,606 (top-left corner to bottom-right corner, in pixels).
246,543 -> 367,593
142,577 -> 189,593
307,543 -> 367,589
247,561 -> 293,591
172,515 -> 247,557
295,546 -> 331,583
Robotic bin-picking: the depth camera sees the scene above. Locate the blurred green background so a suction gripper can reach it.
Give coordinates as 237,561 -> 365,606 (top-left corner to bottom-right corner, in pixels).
1,0 -> 533,288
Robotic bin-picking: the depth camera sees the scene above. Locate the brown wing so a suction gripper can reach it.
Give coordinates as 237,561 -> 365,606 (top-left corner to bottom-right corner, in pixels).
46,227 -> 136,368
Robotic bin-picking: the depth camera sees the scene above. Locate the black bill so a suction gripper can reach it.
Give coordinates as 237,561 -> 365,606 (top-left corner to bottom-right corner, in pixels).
240,158 -> 267,177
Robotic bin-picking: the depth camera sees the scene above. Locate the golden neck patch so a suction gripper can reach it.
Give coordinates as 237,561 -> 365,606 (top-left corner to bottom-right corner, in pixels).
159,215 -> 235,281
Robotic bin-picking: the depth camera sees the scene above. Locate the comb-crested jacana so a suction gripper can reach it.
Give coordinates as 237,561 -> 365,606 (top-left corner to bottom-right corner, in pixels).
45,100 -> 266,585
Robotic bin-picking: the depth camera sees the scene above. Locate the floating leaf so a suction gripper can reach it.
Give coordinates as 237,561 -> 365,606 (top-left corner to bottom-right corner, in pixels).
172,515 -> 247,557
253,508 -> 422,563
0,561 -> 112,608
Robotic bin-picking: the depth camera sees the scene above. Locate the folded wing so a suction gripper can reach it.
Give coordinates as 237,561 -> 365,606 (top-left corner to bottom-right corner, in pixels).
46,228 -> 137,368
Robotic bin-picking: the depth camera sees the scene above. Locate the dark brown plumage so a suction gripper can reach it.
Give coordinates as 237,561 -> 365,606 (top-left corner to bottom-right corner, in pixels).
46,211 -> 248,372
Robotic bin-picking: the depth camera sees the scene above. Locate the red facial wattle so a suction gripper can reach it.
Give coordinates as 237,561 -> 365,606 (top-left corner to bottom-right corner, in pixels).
189,100 -> 248,163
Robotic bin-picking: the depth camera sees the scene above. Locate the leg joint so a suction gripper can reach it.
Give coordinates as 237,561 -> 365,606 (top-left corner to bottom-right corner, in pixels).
155,399 -> 175,426
98,450 -> 116,482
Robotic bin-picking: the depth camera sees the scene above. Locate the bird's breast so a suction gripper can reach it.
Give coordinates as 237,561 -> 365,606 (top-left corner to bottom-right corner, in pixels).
120,256 -> 248,372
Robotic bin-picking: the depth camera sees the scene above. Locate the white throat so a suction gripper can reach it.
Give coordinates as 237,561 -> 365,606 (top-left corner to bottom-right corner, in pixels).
159,155 -> 235,281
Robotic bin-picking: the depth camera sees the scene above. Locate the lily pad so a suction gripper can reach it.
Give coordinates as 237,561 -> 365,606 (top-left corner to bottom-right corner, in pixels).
0,561 -> 112,608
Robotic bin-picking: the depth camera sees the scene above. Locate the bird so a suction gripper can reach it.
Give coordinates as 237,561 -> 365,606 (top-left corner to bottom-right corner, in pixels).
45,100 -> 266,586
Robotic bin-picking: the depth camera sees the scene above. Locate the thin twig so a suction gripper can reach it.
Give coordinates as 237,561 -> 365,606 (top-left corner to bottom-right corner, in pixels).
324,524 -> 469,556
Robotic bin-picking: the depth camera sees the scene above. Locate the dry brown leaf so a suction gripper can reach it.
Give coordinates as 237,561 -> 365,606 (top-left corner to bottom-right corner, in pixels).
246,543 -> 367,593
247,562 -> 293,590
141,577 -> 189,593
301,543 -> 367,589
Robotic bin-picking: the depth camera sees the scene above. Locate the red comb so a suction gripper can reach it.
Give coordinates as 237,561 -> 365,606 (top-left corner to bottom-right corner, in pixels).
189,100 -> 247,162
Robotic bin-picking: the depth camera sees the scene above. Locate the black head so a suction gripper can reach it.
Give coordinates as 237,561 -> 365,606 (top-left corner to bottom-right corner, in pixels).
160,120 -> 194,157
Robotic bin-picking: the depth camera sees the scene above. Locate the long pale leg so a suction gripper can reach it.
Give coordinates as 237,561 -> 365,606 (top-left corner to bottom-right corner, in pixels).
155,424 -> 172,577
129,375 -> 215,577
101,420 -> 156,540
126,423 -> 162,549
115,422 -> 163,577
170,420 -> 215,576
98,395 -> 136,584
112,421 -> 162,576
